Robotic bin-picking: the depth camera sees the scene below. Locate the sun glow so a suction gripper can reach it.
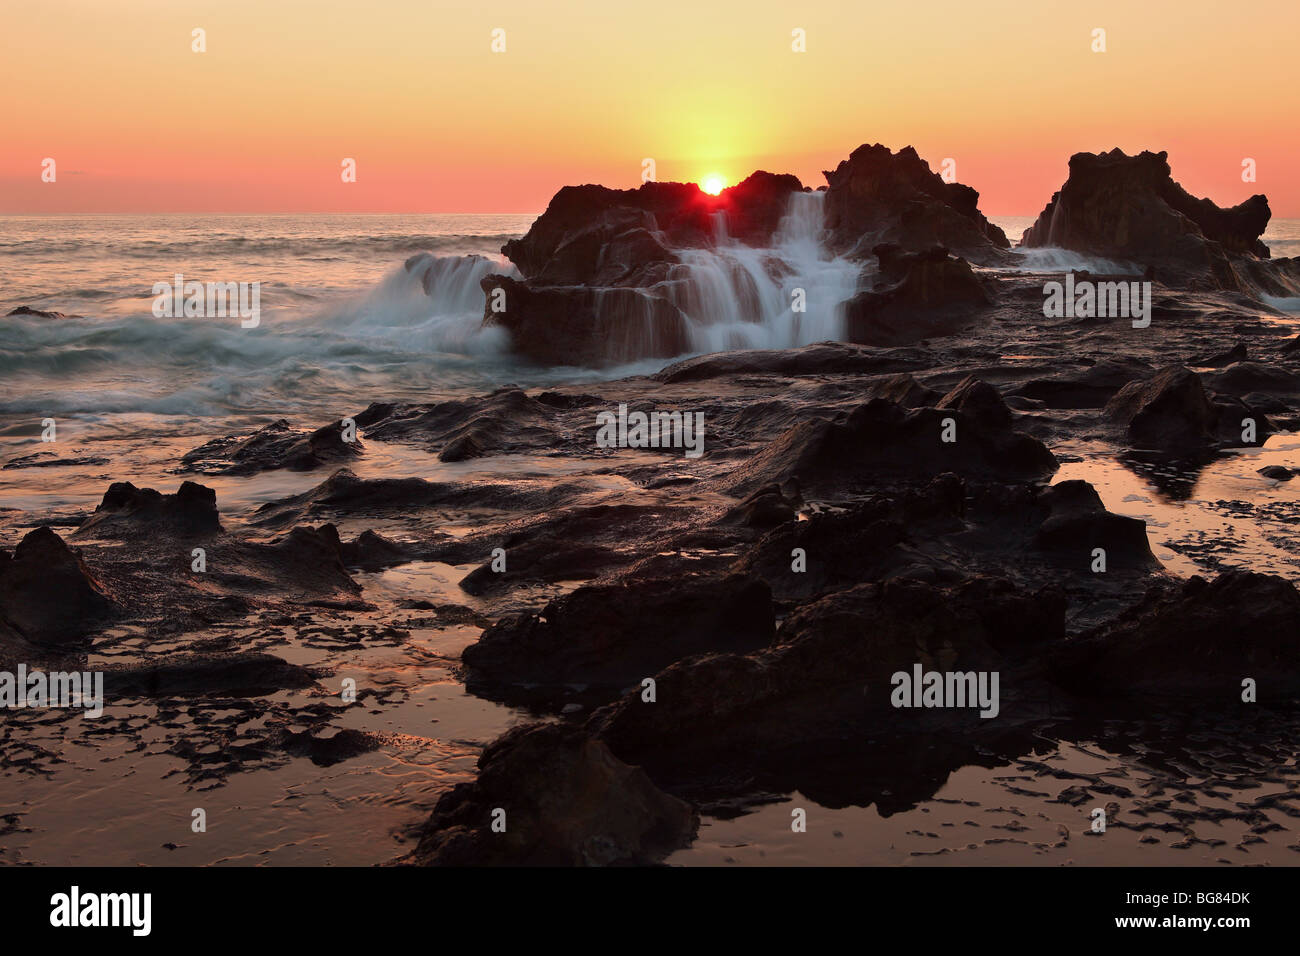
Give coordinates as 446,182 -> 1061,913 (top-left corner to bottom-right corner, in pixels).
701,174 -> 726,196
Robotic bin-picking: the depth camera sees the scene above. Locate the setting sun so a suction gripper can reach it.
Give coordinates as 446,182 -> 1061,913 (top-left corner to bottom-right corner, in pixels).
701,174 -> 727,196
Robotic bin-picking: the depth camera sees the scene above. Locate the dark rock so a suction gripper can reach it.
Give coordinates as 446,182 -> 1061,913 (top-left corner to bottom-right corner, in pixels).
1033,481 -> 1158,570
462,573 -> 775,696
1011,358 -> 1153,409
841,245 -> 993,346
5,306 -> 69,320
821,144 -> 1010,263
1258,465 -> 1294,481
1103,365 -> 1219,450
0,527 -> 115,644
1020,149 -> 1286,294
718,397 -> 1057,498
1054,572 -> 1300,698
180,419 -> 362,476
480,275 -> 690,367
411,722 -> 697,866
591,578 -> 1062,774
103,652 -> 317,698
79,480 -> 221,537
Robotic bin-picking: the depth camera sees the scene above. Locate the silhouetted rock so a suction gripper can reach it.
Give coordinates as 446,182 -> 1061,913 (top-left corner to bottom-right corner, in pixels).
822,145 -> 1010,263
1259,465 -> 1294,481
412,722 -> 696,866
1020,149 -> 1295,295
0,527 -> 115,645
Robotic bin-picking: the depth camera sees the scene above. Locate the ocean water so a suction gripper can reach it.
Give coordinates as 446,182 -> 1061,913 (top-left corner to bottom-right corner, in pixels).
2,213 -> 1297,425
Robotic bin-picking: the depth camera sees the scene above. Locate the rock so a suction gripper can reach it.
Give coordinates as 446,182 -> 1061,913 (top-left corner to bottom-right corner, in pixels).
591,578 -> 1063,775
1010,358 -> 1153,409
821,144 -> 1010,263
1258,465 -> 1294,481
1189,343 -> 1247,367
502,174 -> 804,285
0,527 -> 116,645
411,722 -> 697,866
461,573 -> 775,697
1103,365 -> 1219,450
936,375 -> 1012,428
864,372 -> 941,408
103,652 -> 317,698
1202,361 -> 1300,395
480,275 -> 690,367
5,306 -> 69,319
1054,572 -> 1300,698
1033,481 -> 1158,570
1020,149 -> 1284,293
78,480 -> 222,537
355,388 -> 562,461
841,244 -> 993,345
180,419 -> 362,476
717,397 -> 1058,499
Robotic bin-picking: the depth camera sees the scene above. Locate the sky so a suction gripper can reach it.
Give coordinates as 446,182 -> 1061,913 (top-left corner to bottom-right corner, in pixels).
2,0 -> 1297,215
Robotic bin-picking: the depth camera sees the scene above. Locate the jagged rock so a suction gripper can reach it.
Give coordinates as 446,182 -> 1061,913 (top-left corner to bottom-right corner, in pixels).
0,527 -> 115,645
822,145 -> 1010,263
354,388 -> 561,460
1033,481 -> 1158,569
461,573 -> 774,696
936,375 -> 1012,428
180,419 -> 361,476
841,244 -> 993,345
77,480 -> 222,537
590,578 -> 1063,773
1053,572 -> 1300,698
1020,149 -> 1296,295
1103,365 -> 1219,450
412,722 -> 697,866
501,173 -> 804,286
718,397 -> 1057,498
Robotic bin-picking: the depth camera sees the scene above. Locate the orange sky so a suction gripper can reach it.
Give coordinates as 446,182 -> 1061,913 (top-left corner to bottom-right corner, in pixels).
3,0 -> 1297,215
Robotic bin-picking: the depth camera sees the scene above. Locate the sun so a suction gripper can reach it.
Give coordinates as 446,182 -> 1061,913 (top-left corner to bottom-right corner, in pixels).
701,174 -> 726,196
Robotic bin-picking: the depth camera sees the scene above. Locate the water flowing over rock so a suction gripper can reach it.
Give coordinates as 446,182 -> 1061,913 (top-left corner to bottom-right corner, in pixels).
1021,149 -> 1300,297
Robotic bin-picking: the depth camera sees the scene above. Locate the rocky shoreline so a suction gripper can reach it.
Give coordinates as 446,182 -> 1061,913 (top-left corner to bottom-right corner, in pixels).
3,143 -> 1300,866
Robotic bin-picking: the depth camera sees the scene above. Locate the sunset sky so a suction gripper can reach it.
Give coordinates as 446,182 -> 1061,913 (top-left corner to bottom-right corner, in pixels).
3,0 -> 1297,215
